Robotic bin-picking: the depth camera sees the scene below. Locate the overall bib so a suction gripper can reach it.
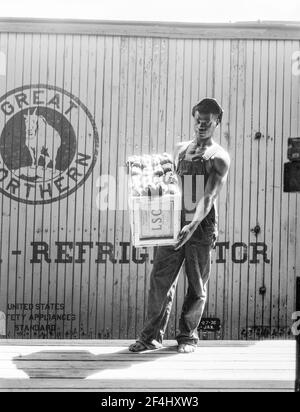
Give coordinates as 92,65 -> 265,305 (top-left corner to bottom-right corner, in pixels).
139,143 -> 219,346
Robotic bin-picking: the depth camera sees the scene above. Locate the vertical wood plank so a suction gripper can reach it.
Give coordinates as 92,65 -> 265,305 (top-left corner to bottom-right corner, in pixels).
99,35 -> 114,339
0,32 -> 9,338
105,36 -> 121,339
263,40 -> 276,337
85,36 -> 100,339
279,41 -> 292,336
56,34 -> 74,339
190,40 -> 201,114
0,33 -> 14,338
232,40 -> 247,339
93,35 -> 106,339
4,34 -> 18,338
117,36 -> 130,339
27,34 -> 42,339
239,40 -> 254,339
271,41 -> 284,336
254,40 -> 268,337
181,39 -> 192,142
149,38 -> 160,153
41,34 -> 59,339
34,33 -> 51,339
131,37 -> 145,339
198,40 -> 208,99
8,33 -> 25,339
17,34 -> 34,339
125,37 -> 138,339
67,34 -> 82,339
50,34 -> 67,339
247,40 -> 261,339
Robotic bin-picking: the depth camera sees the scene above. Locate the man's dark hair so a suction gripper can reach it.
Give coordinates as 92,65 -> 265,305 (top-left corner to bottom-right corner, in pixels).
192,98 -> 223,123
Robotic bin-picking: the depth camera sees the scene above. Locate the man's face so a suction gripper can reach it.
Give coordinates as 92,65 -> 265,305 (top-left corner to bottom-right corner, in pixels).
193,111 -> 219,140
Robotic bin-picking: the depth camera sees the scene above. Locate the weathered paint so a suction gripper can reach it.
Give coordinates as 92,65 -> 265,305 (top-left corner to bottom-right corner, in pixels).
0,20 -> 299,340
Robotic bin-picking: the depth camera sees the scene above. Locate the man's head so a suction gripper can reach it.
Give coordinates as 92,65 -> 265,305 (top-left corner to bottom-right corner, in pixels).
192,98 -> 223,140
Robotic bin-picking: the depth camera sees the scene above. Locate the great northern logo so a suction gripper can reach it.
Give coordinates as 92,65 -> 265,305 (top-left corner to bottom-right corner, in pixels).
0,84 -> 99,204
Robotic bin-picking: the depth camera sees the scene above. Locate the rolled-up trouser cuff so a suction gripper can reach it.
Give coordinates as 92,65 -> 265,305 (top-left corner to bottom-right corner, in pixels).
176,335 -> 198,346
177,340 -> 198,346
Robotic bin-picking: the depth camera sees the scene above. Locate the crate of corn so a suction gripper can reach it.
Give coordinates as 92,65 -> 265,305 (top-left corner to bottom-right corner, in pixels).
127,153 -> 182,247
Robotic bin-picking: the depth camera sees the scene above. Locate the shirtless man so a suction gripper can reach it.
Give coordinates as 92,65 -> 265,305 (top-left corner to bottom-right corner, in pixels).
129,98 -> 230,353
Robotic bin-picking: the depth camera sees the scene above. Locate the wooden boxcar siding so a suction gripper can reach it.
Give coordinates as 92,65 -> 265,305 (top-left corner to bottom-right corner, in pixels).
0,28 -> 299,340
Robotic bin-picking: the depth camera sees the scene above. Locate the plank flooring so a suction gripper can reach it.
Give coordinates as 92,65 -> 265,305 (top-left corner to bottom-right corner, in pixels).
0,339 -> 296,392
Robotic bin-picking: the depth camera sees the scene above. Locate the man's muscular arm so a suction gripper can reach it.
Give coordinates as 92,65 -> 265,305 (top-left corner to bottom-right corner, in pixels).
174,151 -> 230,250
190,152 -> 230,227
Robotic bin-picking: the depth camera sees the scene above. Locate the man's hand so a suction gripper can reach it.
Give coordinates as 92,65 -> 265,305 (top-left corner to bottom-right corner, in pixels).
174,223 -> 197,251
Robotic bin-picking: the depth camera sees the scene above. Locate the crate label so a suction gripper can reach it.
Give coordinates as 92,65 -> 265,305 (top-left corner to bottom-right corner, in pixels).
140,201 -> 174,239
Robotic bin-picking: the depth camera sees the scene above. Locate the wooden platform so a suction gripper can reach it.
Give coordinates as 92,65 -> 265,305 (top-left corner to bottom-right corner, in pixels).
0,340 -> 296,392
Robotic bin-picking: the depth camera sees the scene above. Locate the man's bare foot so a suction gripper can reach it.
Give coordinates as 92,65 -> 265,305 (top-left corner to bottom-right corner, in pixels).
129,341 -> 149,352
177,343 -> 196,353
128,340 -> 163,353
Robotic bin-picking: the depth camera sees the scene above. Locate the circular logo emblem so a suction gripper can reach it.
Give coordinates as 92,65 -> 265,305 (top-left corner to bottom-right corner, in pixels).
0,84 -> 99,204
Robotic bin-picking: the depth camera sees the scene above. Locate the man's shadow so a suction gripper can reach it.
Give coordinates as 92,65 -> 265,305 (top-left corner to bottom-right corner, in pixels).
12,345 -> 180,380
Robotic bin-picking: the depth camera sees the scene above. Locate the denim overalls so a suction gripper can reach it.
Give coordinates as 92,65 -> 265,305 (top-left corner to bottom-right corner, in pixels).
139,142 -> 219,346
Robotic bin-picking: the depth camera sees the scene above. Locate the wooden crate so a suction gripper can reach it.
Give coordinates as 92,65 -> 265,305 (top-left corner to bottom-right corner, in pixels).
129,194 -> 182,247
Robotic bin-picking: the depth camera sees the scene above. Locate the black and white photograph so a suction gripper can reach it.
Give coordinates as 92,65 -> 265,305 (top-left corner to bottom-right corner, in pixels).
0,0 -> 299,395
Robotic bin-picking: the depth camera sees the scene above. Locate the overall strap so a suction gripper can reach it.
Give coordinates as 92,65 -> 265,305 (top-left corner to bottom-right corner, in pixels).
174,140 -> 192,169
202,143 -> 221,161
